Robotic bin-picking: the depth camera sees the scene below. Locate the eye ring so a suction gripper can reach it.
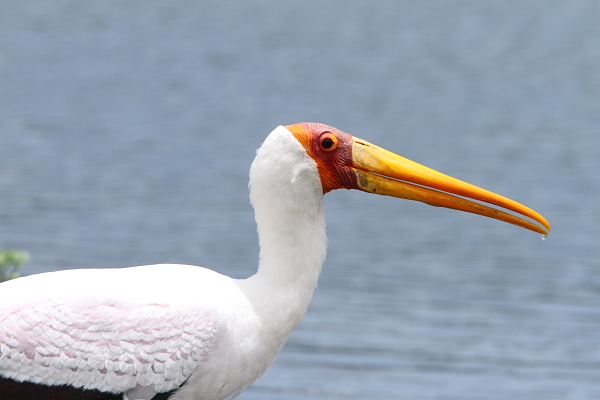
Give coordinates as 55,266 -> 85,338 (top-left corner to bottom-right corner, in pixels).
319,133 -> 338,151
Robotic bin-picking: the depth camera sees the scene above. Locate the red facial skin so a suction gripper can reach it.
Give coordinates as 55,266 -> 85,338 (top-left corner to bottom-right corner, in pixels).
286,123 -> 359,194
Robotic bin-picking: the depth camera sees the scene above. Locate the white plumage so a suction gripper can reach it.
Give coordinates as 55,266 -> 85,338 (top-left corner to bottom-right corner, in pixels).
1,266 -> 220,396
0,126 -> 325,400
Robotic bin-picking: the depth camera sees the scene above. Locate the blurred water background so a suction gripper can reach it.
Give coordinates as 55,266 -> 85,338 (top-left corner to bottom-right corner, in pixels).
1,1 -> 599,399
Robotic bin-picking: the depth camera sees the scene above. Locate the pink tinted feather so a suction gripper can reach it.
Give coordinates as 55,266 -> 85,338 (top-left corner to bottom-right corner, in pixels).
0,301 -> 217,394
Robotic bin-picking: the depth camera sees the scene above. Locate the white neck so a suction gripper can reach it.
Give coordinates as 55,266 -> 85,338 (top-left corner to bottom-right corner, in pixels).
238,126 -> 326,344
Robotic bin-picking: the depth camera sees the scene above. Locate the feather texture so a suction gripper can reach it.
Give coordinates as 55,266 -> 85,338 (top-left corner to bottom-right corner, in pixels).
0,264 -> 237,398
0,294 -> 216,395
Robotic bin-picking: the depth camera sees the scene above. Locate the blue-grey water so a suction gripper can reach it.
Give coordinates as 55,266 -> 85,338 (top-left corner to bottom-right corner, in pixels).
1,2 -> 599,399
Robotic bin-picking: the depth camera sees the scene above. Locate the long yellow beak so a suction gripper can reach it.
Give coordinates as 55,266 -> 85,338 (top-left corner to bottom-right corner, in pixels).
352,137 -> 550,235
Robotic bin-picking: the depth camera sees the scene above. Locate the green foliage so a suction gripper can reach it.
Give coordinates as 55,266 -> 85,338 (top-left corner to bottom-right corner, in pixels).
0,249 -> 30,282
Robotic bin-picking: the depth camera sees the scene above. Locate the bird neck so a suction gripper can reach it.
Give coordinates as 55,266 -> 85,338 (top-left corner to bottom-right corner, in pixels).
240,126 -> 327,341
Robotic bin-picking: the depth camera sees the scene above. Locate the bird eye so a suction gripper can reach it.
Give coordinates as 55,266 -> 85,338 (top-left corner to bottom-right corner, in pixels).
320,134 -> 338,151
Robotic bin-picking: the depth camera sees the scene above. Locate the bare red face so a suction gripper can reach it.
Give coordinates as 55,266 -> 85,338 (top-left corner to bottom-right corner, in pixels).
286,123 -> 358,193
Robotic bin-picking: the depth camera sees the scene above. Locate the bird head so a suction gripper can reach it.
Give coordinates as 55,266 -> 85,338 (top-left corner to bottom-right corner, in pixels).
286,122 -> 550,236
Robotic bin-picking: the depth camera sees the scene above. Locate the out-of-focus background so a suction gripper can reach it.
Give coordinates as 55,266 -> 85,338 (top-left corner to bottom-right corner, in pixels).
1,1 -> 598,399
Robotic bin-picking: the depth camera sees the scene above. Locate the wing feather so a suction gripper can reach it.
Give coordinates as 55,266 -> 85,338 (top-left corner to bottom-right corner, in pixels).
0,302 -> 218,394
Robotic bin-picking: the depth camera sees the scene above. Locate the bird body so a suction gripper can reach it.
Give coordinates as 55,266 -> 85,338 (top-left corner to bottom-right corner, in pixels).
0,126 -> 326,400
0,124 -> 549,399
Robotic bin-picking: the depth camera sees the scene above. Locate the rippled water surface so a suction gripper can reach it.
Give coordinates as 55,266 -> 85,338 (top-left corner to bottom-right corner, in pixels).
1,2 -> 599,399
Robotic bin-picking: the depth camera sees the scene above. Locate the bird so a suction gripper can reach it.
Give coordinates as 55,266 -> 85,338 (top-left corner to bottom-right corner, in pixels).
0,123 -> 550,400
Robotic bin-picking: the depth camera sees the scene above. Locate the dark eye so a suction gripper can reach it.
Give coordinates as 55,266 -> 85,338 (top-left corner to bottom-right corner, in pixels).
319,134 -> 338,151
321,138 -> 334,149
